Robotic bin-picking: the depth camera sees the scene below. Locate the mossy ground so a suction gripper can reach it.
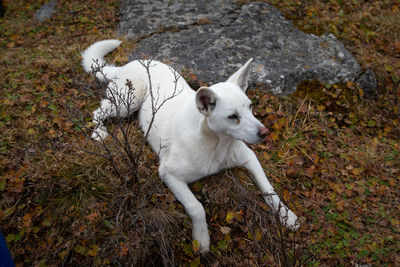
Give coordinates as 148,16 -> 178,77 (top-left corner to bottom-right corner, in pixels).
0,0 -> 399,266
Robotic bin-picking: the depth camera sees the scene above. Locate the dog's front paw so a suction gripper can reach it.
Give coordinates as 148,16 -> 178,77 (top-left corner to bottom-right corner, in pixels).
193,226 -> 210,253
279,208 -> 300,231
197,236 -> 210,253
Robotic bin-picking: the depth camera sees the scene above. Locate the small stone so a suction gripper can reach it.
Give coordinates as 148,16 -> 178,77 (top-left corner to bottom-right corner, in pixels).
34,0 -> 58,22
356,69 -> 377,95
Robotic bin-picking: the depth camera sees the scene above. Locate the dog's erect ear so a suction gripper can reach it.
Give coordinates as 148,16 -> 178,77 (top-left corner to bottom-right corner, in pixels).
226,58 -> 253,92
196,87 -> 217,115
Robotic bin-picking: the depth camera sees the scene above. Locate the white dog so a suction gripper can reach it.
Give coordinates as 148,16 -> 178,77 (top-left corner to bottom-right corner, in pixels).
82,40 -> 299,252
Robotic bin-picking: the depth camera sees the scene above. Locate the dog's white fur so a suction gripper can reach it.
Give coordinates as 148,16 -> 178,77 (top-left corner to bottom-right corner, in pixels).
82,39 -> 299,252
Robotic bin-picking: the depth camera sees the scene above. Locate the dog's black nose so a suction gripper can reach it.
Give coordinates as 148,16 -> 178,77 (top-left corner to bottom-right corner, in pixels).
257,127 -> 269,139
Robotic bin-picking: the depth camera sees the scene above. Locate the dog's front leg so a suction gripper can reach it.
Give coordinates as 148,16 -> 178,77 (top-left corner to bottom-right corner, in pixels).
162,175 -> 210,252
240,145 -> 299,230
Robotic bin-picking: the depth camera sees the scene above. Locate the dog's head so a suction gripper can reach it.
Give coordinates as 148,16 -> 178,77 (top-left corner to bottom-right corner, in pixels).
195,59 -> 268,144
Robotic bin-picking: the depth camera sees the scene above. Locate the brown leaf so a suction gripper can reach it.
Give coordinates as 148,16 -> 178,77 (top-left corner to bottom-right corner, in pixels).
336,199 -> 346,211
285,165 -> 297,176
85,212 -> 98,221
282,189 -> 291,202
23,213 -> 32,227
304,165 -> 316,178
299,104 -> 308,113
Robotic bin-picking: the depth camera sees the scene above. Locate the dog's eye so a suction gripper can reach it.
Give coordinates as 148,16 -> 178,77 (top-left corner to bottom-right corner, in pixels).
228,114 -> 238,120
249,103 -> 252,109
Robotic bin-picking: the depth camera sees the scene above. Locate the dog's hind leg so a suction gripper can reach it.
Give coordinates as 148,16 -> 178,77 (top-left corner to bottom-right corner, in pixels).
91,77 -> 147,141
91,98 -> 117,141
162,175 -> 210,252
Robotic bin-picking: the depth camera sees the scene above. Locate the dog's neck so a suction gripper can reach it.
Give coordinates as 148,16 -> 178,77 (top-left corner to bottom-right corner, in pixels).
200,117 -> 236,161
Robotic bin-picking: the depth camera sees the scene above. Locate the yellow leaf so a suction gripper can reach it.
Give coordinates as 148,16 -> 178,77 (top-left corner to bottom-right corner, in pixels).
247,231 -> 253,239
192,240 -> 200,253
88,245 -> 99,257
226,211 -> 235,223
265,106 -> 274,113
268,131 -> 279,141
390,218 -> 399,226
75,245 -> 86,255
225,210 -> 243,223
255,228 -> 262,241
358,88 -> 364,98
351,168 -> 364,176
58,250 -> 68,259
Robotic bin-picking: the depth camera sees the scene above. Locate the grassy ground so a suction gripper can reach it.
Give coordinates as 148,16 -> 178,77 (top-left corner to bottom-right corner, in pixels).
0,0 -> 399,266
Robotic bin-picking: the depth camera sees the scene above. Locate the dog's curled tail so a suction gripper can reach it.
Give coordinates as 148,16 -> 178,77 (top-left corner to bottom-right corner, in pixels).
81,39 -> 122,81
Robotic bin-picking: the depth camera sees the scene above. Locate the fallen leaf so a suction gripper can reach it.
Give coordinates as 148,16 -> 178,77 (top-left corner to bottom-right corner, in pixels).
88,245 -> 99,257
86,212 -> 98,221
23,213 -> 32,227
220,226 -> 231,235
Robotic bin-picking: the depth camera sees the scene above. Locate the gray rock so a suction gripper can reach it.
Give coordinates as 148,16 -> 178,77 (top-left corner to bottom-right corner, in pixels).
118,0 -> 368,95
35,0 -> 58,22
118,0 -> 239,41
